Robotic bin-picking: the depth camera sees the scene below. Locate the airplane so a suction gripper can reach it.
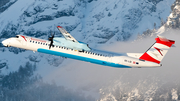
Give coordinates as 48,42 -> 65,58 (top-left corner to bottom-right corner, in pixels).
1,26 -> 175,68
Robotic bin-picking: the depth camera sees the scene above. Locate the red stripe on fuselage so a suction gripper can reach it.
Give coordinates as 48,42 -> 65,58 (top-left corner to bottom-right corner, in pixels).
20,35 -> 27,41
31,38 -> 46,43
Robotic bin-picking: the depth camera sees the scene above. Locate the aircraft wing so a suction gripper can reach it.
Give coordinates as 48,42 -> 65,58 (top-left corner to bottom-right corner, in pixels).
57,26 -> 79,43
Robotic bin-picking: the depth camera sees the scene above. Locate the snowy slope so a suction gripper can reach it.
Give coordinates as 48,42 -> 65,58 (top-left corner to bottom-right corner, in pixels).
0,0 -> 175,43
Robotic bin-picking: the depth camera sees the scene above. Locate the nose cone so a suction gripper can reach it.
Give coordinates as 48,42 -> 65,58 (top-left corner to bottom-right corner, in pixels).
2,39 -> 9,47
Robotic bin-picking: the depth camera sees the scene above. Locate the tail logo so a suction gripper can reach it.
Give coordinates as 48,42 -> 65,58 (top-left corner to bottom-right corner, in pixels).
154,47 -> 163,56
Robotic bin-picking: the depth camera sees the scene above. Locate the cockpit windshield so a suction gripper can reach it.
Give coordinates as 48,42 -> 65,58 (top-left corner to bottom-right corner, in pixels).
16,36 -> 19,38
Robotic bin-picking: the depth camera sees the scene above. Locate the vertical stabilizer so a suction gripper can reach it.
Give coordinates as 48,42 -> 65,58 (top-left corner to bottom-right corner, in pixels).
139,36 -> 175,64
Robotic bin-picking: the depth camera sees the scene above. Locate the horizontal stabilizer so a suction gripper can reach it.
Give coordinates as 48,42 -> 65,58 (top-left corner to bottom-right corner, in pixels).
156,35 -> 175,47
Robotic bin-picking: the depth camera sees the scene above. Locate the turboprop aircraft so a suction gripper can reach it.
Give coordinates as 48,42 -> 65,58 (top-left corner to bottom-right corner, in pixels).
1,26 -> 175,68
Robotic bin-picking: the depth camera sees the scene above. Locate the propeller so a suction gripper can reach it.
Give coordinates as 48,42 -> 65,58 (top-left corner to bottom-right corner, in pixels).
48,25 -> 56,49
48,33 -> 54,49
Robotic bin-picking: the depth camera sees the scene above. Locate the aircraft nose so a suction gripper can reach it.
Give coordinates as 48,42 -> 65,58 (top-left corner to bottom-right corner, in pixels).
2,39 -> 9,47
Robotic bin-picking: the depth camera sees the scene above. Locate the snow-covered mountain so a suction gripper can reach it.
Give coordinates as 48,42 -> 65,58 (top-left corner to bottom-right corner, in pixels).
0,0 -> 179,100
0,0 -> 174,43
0,0 -> 175,71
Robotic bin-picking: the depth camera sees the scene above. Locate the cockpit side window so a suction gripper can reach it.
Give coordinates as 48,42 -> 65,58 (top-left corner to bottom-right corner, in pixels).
16,36 -> 19,38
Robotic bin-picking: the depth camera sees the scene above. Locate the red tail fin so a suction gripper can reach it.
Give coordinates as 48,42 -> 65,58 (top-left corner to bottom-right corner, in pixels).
139,36 -> 175,64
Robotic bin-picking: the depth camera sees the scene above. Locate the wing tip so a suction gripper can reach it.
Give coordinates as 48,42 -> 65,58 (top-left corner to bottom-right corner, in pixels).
57,26 -> 62,28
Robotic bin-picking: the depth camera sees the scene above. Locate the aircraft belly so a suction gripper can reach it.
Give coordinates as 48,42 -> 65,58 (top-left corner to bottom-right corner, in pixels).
117,56 -> 160,68
37,48 -> 131,68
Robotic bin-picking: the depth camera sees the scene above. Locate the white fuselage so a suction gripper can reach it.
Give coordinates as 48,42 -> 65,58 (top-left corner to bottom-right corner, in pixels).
2,35 -> 161,68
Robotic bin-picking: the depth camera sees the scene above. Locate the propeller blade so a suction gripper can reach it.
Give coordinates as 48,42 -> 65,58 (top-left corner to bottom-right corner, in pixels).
49,40 -> 53,49
52,33 -> 54,38
49,44 -> 51,49
48,28 -> 55,49
49,41 -> 52,49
